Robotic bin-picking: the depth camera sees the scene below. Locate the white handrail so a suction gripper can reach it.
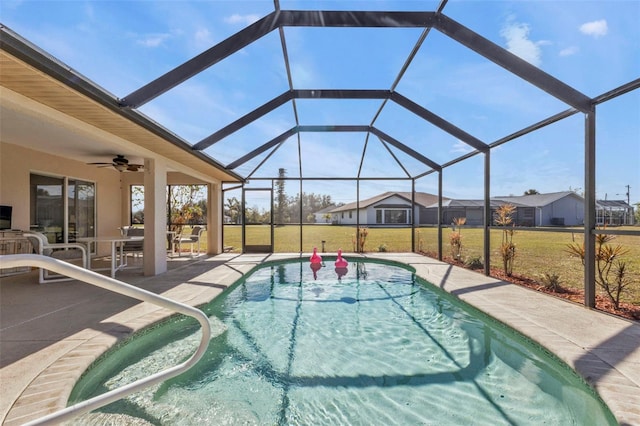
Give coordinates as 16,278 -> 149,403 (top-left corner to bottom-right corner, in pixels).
0,254 -> 212,426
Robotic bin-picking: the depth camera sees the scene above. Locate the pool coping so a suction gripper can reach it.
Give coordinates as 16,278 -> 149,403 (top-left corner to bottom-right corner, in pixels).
2,253 -> 638,425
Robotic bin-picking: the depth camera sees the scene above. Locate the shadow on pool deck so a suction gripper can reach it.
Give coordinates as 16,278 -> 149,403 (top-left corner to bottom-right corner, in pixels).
1,253 -> 638,425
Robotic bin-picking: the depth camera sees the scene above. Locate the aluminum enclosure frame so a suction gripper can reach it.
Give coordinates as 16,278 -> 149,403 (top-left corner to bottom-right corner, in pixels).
87,5 -> 640,307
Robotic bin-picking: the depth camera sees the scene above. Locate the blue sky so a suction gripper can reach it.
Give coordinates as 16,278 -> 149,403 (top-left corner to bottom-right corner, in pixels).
2,0 -> 639,206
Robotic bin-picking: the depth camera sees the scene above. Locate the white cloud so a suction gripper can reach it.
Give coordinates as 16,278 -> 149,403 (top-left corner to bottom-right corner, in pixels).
193,27 -> 214,50
224,13 -> 261,26
500,20 -> 547,67
559,46 -> 579,57
451,140 -> 474,154
579,19 -> 608,38
136,33 -> 171,48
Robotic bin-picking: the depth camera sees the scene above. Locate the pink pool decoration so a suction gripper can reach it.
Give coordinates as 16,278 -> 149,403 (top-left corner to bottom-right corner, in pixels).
335,249 -> 348,268
310,247 -> 322,264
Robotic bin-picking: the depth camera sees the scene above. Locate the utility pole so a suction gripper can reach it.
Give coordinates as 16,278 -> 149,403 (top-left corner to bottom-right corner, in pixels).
616,185 -> 632,225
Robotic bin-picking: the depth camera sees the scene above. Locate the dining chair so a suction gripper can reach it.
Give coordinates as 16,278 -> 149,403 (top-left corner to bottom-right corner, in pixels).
23,231 -> 88,283
174,226 -> 204,256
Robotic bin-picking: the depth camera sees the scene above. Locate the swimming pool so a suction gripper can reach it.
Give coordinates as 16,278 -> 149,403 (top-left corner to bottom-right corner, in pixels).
70,259 -> 616,425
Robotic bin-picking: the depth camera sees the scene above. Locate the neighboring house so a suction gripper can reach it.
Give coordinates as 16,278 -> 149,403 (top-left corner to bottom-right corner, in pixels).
327,192 -> 443,226
312,206 -> 337,224
329,190 -> 591,227
423,191 -> 586,226
434,199 -> 526,226
493,191 -> 585,226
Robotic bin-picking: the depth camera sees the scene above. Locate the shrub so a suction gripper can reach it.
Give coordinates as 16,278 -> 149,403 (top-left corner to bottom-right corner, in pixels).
352,227 -> 369,252
566,232 -> 632,310
464,256 -> 484,270
450,217 -> 466,260
494,204 -> 517,276
378,244 -> 387,252
539,272 -> 562,292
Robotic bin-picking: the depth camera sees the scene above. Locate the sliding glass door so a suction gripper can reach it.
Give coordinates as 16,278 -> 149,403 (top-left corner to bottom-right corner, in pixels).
30,174 -> 95,243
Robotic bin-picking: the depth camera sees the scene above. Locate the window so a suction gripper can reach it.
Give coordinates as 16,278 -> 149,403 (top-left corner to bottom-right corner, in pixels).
30,173 -> 95,243
131,185 -> 144,224
384,209 -> 408,224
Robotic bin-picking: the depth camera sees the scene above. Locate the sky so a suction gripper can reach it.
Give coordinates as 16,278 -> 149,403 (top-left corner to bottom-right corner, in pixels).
2,0 -> 639,206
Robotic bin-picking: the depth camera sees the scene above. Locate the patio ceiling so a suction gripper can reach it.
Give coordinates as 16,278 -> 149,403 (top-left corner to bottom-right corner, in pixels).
0,34 -> 243,182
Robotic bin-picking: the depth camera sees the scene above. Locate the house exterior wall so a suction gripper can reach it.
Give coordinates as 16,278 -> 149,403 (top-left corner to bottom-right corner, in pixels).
539,197 -> 584,226
333,209 -> 367,225
0,142 -> 122,255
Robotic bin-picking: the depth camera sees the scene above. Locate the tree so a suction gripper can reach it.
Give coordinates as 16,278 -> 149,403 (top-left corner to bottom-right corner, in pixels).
634,202 -> 640,225
275,168 -> 286,224
524,189 -> 540,195
225,197 -> 241,224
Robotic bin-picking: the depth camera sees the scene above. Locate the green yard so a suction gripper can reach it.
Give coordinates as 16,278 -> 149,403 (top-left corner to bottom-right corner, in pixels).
221,224 -> 640,306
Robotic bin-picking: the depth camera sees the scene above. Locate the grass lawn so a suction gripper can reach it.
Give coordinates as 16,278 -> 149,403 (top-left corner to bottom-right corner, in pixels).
221,224 -> 640,306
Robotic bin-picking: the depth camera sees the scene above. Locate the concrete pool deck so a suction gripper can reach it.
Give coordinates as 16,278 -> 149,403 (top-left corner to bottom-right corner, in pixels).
1,253 -> 639,425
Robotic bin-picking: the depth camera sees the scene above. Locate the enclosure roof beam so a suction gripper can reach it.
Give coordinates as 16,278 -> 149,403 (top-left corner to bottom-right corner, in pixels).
120,11 -> 436,108
192,91 -> 293,150
226,124 -> 440,174
226,128 -> 297,170
391,92 -> 488,152
434,14 -> 592,113
194,88 -> 482,151
370,128 -> 441,171
120,11 -> 282,108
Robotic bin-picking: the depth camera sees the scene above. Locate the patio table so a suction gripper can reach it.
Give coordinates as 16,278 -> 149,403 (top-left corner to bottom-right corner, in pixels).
77,236 -> 143,278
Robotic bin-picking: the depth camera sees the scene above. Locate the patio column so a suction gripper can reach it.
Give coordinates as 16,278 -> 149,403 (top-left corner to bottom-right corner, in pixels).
143,158 -> 168,276
207,182 -> 222,254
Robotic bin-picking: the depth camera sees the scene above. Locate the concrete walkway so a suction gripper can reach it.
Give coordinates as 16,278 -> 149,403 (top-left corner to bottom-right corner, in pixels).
1,253 -> 638,425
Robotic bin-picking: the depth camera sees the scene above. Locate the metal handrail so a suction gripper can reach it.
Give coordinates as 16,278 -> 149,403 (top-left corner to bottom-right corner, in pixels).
0,254 -> 212,426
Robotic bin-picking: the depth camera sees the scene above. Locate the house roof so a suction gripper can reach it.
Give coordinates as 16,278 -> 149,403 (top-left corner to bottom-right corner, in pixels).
492,191 -> 583,207
0,26 -> 243,182
435,199 -> 526,208
596,200 -> 633,209
329,191 -> 443,212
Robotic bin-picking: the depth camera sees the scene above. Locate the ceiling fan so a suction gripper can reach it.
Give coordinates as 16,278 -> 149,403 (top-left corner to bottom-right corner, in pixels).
88,155 -> 143,172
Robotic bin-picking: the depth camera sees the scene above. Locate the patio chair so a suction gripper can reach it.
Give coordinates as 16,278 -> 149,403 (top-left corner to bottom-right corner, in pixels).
23,231 -> 88,283
122,227 -> 144,260
174,226 -> 204,256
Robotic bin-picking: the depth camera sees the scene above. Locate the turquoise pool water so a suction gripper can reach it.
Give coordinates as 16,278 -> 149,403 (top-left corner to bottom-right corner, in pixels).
70,259 -> 616,425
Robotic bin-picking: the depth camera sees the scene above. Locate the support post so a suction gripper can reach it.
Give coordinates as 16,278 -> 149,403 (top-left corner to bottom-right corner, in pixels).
484,151 -> 491,276
143,158 -> 168,276
584,109 -> 596,307
438,171 -> 443,261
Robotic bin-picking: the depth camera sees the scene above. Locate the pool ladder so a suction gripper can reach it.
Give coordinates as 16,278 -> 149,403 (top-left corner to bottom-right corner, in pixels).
0,254 -> 212,426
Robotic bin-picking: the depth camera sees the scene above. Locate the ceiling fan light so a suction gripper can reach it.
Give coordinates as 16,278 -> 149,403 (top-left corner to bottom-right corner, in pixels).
114,163 -> 127,172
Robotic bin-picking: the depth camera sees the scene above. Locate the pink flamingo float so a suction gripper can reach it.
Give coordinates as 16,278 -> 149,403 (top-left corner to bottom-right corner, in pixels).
310,247 -> 322,264
335,249 -> 348,268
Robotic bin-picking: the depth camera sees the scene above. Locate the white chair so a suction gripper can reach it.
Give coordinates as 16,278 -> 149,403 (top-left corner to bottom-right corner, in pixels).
174,226 -> 204,256
23,231 -> 88,283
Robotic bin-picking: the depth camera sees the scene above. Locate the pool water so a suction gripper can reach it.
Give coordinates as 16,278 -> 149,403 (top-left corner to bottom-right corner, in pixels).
70,259 -> 616,425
